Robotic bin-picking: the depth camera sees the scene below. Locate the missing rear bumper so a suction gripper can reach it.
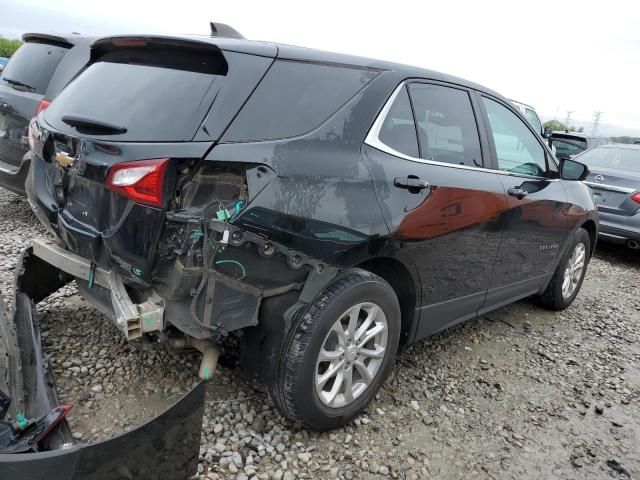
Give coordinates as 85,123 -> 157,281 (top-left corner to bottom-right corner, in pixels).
30,238 -> 165,340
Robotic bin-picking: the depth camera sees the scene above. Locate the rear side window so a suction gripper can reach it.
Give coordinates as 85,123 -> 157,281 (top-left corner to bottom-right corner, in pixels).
44,43 -> 227,141
408,83 -> 482,167
223,60 -> 378,142
378,87 -> 419,158
0,42 -> 68,94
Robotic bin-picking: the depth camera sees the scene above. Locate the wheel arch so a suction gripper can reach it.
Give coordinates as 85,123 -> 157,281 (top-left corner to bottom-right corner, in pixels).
355,256 -> 419,346
580,219 -> 598,255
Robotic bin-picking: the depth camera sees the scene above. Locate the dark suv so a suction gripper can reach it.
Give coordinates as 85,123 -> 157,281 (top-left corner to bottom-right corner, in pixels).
24,34 -> 597,430
549,131 -> 612,161
0,33 -> 91,195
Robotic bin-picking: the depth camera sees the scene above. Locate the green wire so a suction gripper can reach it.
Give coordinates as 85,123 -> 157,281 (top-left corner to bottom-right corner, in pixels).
215,259 -> 246,280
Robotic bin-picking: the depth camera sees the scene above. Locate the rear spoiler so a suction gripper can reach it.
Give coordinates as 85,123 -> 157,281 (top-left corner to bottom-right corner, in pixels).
209,22 -> 245,39
21,33 -> 77,48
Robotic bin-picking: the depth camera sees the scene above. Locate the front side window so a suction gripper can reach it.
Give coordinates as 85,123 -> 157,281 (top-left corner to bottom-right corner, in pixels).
377,86 -> 419,158
482,97 -> 547,177
408,84 -> 482,167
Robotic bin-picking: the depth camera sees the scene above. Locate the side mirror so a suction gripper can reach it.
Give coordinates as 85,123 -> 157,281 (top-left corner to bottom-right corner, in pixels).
542,127 -> 552,138
560,158 -> 589,181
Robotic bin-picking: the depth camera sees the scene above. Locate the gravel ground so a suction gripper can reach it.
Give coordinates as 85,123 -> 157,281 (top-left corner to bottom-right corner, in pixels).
1,188 -> 639,480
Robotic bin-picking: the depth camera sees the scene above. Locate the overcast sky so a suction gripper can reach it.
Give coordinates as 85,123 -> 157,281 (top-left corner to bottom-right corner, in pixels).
2,0 -> 639,135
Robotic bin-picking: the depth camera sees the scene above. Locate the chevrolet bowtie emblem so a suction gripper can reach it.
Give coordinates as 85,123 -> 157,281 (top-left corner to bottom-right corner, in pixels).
55,151 -> 74,168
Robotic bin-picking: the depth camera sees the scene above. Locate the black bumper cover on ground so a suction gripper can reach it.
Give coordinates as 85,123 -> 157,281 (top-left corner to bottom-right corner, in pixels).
0,154 -> 30,197
0,251 -> 206,479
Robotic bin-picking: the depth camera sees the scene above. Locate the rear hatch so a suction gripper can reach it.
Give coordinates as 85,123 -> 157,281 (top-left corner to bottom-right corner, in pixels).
28,36 -> 275,281
0,39 -> 70,169
581,148 -> 640,216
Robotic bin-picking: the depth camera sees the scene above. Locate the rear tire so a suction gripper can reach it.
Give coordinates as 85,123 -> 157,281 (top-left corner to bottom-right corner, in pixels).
268,269 -> 401,431
539,228 -> 590,310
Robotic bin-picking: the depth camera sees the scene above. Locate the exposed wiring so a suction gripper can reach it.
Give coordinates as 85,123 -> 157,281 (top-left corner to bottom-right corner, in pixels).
215,259 -> 246,280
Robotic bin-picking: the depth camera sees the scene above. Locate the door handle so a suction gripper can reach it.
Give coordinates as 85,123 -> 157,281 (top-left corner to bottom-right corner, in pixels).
507,187 -> 528,199
394,176 -> 430,191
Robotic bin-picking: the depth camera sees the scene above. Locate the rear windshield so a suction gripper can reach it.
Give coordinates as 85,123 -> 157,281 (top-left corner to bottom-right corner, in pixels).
578,147 -> 640,173
553,135 -> 587,149
223,60 -> 378,142
0,42 -> 69,94
43,44 -> 227,142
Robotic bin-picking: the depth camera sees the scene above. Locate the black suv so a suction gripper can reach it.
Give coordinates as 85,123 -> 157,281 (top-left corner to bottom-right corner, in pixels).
25,34 -> 597,430
549,131 -> 612,161
0,33 -> 91,195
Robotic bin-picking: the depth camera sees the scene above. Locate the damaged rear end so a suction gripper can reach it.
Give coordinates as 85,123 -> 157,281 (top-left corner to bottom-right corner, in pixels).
24,34 -> 330,343
3,33 -> 317,478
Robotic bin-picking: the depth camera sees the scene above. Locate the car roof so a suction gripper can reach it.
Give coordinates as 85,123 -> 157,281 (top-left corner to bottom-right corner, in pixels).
509,99 -> 536,110
95,34 -> 505,98
597,143 -> 640,150
551,131 -> 608,140
22,32 -> 93,47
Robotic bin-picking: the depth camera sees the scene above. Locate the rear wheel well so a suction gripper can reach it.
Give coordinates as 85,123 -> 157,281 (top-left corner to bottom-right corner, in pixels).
581,220 -> 597,254
356,257 -> 417,345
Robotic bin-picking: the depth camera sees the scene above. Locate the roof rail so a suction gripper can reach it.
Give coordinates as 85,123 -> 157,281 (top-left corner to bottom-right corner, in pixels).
209,22 -> 245,40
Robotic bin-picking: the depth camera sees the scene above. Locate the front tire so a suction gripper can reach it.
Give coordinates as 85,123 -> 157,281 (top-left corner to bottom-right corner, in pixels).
269,269 -> 401,431
539,228 -> 591,310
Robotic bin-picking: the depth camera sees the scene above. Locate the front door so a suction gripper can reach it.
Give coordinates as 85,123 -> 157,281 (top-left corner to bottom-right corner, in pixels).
363,81 -> 506,340
478,95 -> 571,311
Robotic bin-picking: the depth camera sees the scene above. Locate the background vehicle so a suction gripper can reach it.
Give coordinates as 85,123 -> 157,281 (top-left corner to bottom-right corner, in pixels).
580,144 -> 640,249
549,131 -> 612,161
510,99 -> 543,134
0,57 -> 8,73
25,34 -> 597,431
0,33 -> 91,195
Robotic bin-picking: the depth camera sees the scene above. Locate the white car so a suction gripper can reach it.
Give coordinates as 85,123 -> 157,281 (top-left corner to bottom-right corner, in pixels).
511,99 -> 557,156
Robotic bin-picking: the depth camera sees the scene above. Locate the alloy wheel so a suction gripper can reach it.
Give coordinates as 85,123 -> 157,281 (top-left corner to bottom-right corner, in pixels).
314,302 -> 388,408
562,242 -> 586,300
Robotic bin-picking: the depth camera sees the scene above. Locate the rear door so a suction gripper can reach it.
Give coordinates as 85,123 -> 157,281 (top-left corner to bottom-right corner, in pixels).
0,41 -> 69,169
363,81 -> 506,339
478,95 -> 571,310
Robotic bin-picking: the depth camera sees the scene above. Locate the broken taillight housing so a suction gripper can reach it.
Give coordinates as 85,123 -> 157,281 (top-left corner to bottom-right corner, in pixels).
632,192 -> 640,204
36,99 -> 51,115
106,158 -> 169,208
27,118 -> 37,152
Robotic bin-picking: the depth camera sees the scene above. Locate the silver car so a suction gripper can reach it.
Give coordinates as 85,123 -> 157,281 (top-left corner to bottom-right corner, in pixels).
580,144 -> 640,249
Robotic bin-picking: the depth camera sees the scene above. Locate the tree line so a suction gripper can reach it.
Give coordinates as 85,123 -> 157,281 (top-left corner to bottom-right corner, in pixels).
0,37 -> 23,58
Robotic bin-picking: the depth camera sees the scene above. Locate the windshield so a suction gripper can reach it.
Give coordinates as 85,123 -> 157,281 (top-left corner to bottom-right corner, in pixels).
0,42 -> 68,94
578,147 -> 640,173
44,44 -> 228,141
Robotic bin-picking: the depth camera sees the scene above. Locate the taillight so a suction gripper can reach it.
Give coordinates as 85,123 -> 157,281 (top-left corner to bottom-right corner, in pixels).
632,192 -> 640,204
36,99 -> 51,115
106,158 -> 169,208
